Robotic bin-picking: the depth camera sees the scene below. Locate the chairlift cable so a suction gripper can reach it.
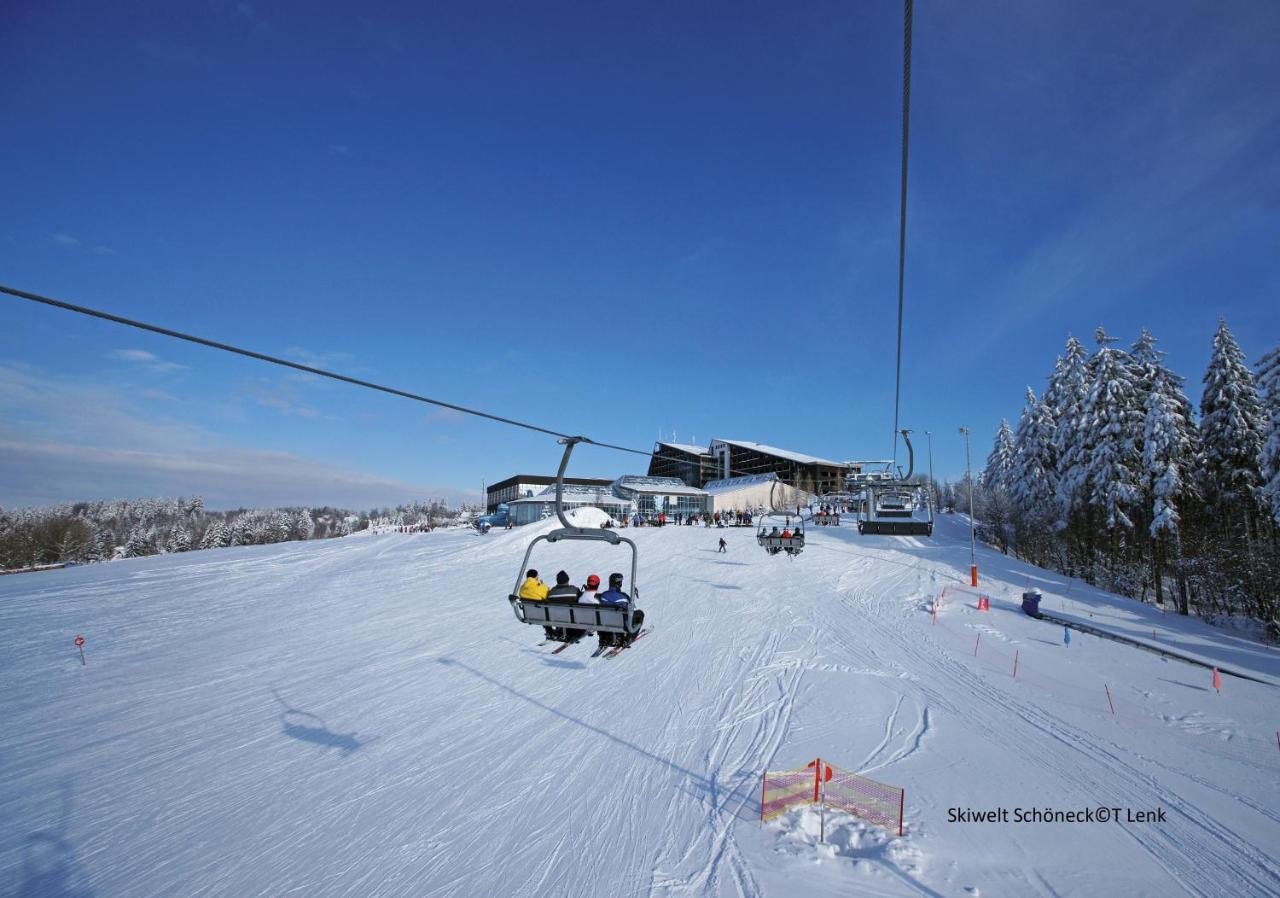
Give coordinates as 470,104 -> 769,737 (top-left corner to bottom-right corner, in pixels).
0,283 -> 648,457
891,0 -> 913,466
1,282 -> 825,485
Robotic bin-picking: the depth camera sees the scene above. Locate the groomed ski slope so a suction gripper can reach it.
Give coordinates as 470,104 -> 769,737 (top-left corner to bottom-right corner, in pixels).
2,512 -> 1279,898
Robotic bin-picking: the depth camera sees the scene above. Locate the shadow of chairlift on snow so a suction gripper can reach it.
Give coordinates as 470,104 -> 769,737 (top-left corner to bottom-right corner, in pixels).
17,782 -> 95,898
271,689 -> 370,755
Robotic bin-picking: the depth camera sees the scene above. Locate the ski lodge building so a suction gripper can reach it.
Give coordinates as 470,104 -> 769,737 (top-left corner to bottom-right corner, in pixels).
487,439 -> 851,526
485,474 -> 614,515
500,475 -> 711,525
648,439 -> 855,495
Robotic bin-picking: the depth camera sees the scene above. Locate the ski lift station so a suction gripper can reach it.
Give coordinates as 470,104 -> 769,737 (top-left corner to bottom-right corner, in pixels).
486,439 -> 876,528
648,439 -> 858,494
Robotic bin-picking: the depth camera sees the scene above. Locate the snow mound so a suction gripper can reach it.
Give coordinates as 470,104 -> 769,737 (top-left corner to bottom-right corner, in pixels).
767,805 -> 923,877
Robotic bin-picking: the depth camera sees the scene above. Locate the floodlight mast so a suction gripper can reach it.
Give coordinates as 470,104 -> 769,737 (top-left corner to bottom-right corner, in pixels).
959,426 -> 977,586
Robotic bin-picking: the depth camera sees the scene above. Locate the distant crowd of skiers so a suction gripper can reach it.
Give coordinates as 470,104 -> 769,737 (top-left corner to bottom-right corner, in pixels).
517,569 -> 645,651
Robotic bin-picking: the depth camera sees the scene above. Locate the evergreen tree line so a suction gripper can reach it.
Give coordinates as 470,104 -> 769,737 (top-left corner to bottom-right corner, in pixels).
0,496 -> 461,570
953,321 -> 1280,635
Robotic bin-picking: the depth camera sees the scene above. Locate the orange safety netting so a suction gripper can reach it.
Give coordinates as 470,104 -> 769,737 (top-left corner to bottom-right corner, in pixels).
823,764 -> 904,835
761,758 -> 904,836
759,763 -> 818,822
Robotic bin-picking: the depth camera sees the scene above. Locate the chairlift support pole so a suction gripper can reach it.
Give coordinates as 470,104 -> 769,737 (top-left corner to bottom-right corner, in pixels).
925,430 -> 936,526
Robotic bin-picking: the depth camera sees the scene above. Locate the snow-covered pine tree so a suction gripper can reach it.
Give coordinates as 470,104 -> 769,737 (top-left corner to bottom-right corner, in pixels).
294,508 -> 313,540
1049,335 -> 1090,529
981,420 -> 1017,553
123,525 -> 153,558
1199,319 -> 1265,533
1256,340 -> 1280,526
1007,387 -> 1059,563
984,419 -> 1016,494
1143,367 -> 1195,611
228,517 -> 251,547
170,526 -> 192,552
1082,327 -> 1144,533
200,520 -> 228,550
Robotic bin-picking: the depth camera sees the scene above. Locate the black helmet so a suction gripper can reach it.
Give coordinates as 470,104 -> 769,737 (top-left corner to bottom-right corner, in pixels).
555,570 -> 570,585
526,569 -> 538,579
608,572 -> 624,588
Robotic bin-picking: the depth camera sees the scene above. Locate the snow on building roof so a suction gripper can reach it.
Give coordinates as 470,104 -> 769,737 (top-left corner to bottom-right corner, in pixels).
712,439 -> 844,467
655,441 -> 710,457
509,485 -> 628,505
702,473 -> 780,493
613,475 -> 708,495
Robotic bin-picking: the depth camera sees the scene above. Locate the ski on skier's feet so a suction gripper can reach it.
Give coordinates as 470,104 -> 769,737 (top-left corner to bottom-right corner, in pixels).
590,644 -> 610,657
551,641 -> 574,654
604,627 -> 651,658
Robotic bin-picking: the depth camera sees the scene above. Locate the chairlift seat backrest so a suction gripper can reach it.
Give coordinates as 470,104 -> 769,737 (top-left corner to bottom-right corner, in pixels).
509,594 -> 639,634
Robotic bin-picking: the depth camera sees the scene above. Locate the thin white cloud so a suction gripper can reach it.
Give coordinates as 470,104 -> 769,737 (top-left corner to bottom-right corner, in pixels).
107,349 -> 189,374
51,233 -> 79,247
0,436 -> 473,510
0,362 -> 473,509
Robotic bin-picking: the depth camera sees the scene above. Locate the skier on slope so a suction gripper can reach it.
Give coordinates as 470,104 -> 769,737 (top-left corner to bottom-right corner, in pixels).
718,537 -> 727,553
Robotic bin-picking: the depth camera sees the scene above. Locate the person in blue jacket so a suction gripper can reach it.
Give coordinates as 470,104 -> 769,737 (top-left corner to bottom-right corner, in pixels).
596,572 -> 644,651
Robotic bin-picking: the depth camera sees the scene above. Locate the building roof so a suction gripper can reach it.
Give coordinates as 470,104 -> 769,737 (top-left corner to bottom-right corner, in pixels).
613,475 -> 708,496
487,474 -> 615,492
711,439 -> 844,468
655,441 -> 710,457
702,473 -> 780,493
509,485 -> 630,505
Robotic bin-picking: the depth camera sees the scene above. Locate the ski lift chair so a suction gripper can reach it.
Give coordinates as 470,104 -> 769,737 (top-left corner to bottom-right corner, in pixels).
507,438 -> 645,645
856,431 -> 934,536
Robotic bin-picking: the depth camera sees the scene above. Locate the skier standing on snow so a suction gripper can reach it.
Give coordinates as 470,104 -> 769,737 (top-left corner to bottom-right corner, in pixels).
718,537 -> 727,553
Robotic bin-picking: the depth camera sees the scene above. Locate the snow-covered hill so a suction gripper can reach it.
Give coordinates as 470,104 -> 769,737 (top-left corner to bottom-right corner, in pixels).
2,513 -> 1278,897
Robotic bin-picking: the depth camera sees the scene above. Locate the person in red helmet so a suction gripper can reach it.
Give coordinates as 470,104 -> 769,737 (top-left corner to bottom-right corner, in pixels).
580,573 -> 601,604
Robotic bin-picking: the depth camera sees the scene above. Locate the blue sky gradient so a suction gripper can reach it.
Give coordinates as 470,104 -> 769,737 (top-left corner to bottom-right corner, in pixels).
2,1 -> 1278,508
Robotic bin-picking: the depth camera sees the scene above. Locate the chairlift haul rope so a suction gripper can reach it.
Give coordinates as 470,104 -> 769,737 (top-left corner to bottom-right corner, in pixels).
892,0 -> 914,466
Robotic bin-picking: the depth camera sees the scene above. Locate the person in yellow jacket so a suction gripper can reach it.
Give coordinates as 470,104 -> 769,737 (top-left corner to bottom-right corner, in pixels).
518,569 -> 549,600
517,569 -> 555,640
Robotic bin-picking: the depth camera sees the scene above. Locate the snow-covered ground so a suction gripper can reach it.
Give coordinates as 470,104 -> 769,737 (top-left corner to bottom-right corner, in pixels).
2,511 -> 1278,897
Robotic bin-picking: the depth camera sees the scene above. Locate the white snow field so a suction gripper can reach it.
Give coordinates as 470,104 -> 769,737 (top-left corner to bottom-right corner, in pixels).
3,511 -> 1279,898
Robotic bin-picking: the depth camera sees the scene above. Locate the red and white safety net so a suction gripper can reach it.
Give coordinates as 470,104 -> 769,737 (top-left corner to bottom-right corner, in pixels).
823,764 -> 904,836
759,763 -> 817,822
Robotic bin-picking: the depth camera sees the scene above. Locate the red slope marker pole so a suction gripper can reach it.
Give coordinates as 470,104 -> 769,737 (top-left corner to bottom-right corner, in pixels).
1212,668 -> 1221,694
74,634 -> 85,665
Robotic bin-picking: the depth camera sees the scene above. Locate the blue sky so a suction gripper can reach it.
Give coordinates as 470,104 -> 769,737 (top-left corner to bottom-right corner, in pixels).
2,1 -> 1278,510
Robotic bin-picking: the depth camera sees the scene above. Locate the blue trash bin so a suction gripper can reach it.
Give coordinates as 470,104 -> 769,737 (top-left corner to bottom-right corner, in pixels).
1021,590 -> 1042,618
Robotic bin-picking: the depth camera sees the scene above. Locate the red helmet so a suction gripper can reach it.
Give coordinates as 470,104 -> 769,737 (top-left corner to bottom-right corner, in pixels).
586,574 -> 601,589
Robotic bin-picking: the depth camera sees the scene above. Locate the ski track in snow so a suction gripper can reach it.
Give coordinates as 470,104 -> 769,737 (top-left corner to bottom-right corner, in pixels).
1,516 -> 1278,897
